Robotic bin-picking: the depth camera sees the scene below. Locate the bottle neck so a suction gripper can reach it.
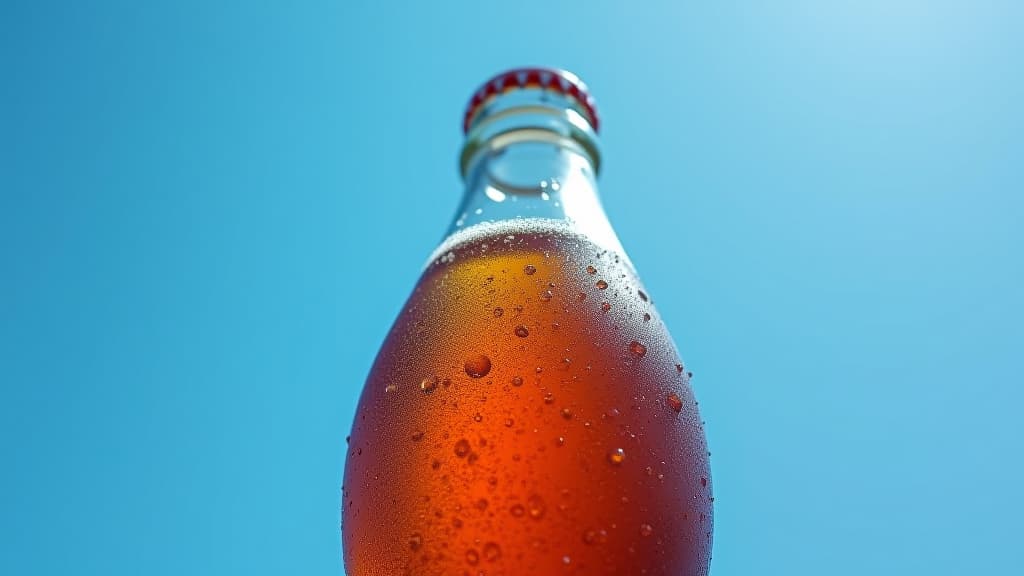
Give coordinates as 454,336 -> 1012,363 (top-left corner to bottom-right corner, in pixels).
445,126 -> 627,262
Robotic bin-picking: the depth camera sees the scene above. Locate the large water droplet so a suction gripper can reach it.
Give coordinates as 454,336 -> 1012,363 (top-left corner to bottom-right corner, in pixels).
514,325 -> 530,338
464,354 -> 492,378
504,418 -> 514,427
560,407 -> 573,420
454,439 -> 471,458
544,393 -> 555,404
638,289 -> 649,302
639,523 -> 653,537
629,340 -> 647,358
465,549 -> 479,565
528,494 -> 546,519
608,448 -> 626,465
596,279 -> 608,290
483,541 -> 502,562
586,265 -> 597,275
420,376 -> 438,393
511,376 -> 523,387
667,392 -> 683,413
493,307 -> 504,317
524,264 -> 537,275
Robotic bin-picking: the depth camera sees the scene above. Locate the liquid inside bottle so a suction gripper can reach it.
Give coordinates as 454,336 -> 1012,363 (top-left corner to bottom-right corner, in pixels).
343,68 -> 712,575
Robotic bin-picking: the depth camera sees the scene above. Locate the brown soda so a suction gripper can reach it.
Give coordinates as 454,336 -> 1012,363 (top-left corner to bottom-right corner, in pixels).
343,219 -> 712,575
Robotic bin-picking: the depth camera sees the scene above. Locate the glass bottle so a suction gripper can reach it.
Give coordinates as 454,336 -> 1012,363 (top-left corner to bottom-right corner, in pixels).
342,68 -> 712,575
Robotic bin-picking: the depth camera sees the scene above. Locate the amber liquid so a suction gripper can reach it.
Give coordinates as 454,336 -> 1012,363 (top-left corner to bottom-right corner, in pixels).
343,219 -> 712,575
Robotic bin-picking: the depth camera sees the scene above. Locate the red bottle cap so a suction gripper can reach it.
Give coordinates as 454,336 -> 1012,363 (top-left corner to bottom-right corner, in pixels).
463,67 -> 600,134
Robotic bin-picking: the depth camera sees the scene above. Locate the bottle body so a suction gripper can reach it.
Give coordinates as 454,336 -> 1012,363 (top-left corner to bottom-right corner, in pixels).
343,218 -> 712,575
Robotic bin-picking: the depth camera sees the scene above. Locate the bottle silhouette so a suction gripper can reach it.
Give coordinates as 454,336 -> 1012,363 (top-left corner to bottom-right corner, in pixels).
343,68 -> 712,575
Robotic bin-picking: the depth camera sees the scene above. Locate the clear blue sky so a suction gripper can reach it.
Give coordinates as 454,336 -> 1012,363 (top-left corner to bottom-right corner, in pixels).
2,1 -> 1021,574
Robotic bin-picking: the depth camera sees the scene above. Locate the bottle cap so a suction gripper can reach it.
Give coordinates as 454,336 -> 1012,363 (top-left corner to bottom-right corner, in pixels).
463,67 -> 600,134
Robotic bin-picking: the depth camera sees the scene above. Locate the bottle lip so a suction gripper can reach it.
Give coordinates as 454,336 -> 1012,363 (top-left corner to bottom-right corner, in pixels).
462,67 -> 600,134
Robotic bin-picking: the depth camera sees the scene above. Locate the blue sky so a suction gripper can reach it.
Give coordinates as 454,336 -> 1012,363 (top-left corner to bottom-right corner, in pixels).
2,1 -> 1022,574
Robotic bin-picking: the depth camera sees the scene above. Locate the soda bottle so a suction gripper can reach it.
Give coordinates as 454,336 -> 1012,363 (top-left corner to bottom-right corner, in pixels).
342,68 -> 712,575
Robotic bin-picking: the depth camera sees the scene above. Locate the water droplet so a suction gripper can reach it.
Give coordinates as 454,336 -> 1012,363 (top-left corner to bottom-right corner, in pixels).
524,264 -> 537,275
596,279 -> 608,290
411,431 -> 425,441
473,413 -> 483,422
608,407 -> 621,418
504,418 -> 514,427
431,459 -> 441,470
643,313 -> 651,322
639,523 -> 653,537
701,476 -> 708,487
544,393 -> 555,404
582,528 -> 608,545
514,325 -> 530,338
454,439 -> 471,458
464,354 -> 492,378
676,363 -> 684,374
586,265 -> 597,274
601,302 -> 611,312
483,542 -> 502,562
409,533 -> 423,551
493,307 -> 504,317
420,376 -> 438,393
535,366 -> 543,374
608,448 -> 626,465
385,383 -> 398,393
465,548 -> 479,565
665,392 -> 684,413
539,290 -> 553,301
560,407 -> 573,419
629,340 -> 647,358
556,436 -> 565,447
528,494 -> 546,519
562,555 -> 572,565
510,504 -> 525,517
476,498 -> 489,510
511,376 -> 523,387
638,289 -> 648,301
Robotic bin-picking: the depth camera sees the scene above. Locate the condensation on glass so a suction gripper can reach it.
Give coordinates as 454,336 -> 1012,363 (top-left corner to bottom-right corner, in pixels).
342,68 -> 713,576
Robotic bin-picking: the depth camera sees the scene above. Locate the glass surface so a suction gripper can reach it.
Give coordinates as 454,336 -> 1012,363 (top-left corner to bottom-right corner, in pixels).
342,70 -> 712,575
